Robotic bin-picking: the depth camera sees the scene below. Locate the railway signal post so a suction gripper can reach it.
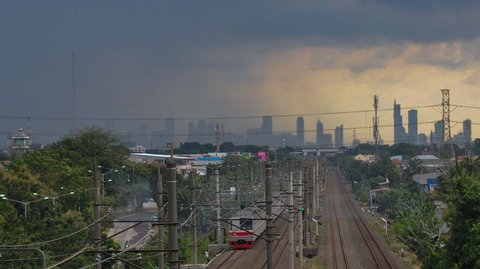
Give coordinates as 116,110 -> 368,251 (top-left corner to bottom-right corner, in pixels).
265,162 -> 273,269
297,165 -> 304,263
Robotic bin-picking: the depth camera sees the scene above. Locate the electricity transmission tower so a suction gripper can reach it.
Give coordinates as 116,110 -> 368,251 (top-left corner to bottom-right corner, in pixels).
373,95 -> 379,158
441,89 -> 451,145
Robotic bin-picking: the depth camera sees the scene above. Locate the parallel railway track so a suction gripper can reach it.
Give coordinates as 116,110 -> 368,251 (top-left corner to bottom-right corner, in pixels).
328,170 -> 397,269
328,181 -> 350,269
343,191 -> 395,268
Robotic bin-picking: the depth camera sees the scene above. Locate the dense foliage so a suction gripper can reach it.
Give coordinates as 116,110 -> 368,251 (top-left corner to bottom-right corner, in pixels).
341,151 -> 480,269
0,128 -> 268,268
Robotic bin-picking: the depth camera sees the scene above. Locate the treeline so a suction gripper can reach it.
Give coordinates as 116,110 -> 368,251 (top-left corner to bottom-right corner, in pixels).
344,139 -> 480,159
0,127 -> 264,268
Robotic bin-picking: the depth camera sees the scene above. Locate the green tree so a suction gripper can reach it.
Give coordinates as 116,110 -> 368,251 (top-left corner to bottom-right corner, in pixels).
435,160 -> 480,268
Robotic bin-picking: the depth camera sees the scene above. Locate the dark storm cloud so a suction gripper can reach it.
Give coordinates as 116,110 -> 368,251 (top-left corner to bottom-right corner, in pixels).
1,0 -> 480,145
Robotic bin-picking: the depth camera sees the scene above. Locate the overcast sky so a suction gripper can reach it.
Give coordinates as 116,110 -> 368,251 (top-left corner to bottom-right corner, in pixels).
1,0 -> 480,146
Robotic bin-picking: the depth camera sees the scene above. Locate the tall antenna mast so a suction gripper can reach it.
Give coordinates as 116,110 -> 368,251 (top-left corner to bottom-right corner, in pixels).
373,95 -> 379,158
72,52 -> 77,131
215,122 -> 221,153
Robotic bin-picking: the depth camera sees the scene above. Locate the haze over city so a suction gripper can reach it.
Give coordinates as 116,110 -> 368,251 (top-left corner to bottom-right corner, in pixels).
1,1 -> 480,147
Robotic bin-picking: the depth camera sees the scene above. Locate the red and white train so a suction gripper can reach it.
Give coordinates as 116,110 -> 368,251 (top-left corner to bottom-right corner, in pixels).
229,196 -> 286,249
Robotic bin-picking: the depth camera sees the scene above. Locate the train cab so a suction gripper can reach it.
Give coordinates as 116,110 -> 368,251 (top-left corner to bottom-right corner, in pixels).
229,210 -> 257,249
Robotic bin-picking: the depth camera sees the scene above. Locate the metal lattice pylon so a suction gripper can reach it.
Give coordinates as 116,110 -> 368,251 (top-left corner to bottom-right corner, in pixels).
441,89 -> 451,145
373,95 -> 379,157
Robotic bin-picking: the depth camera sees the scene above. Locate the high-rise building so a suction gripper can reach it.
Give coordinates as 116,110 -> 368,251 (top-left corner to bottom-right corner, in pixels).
393,100 -> 407,144
335,125 -> 344,148
261,116 -> 273,146
316,119 -> 333,148
434,120 -> 444,146
464,119 -> 472,151
418,133 -> 428,146
207,121 -> 215,144
296,117 -> 304,147
316,119 -> 324,146
408,109 -> 418,145
197,120 -> 207,144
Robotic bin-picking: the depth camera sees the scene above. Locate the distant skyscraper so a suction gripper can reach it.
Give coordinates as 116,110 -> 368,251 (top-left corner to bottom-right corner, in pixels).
464,119 -> 472,152
207,121 -> 215,144
418,133 -> 427,146
316,119 -> 333,148
296,117 -> 304,147
261,116 -> 273,146
316,119 -> 324,146
198,120 -> 207,144
408,109 -> 418,145
335,125 -> 344,148
434,120 -> 444,146
393,100 -> 407,144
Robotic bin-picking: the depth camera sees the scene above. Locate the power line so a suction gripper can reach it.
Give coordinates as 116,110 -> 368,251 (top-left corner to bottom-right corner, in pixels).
0,121 -> 440,138
0,104 -> 439,122
451,104 -> 480,110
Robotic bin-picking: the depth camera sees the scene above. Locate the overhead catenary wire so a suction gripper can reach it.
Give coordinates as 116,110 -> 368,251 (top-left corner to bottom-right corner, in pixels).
0,213 -> 110,248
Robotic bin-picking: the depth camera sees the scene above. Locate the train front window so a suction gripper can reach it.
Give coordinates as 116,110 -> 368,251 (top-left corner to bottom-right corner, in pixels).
239,218 -> 253,230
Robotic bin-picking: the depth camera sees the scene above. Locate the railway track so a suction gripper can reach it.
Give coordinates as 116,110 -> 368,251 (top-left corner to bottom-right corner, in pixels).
260,209 -> 294,269
328,181 -> 350,269
343,191 -> 395,269
207,248 -> 247,269
327,169 -> 397,269
208,207 -> 290,269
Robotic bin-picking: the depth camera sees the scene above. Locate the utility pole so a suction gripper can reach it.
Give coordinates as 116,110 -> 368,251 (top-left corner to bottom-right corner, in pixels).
288,171 -> 295,269
304,165 -> 311,246
94,161 -> 102,269
215,122 -> 221,153
316,158 -> 320,214
297,167 -> 303,262
235,166 -> 239,210
312,162 -> 317,216
250,164 -> 254,201
167,160 -> 179,269
215,167 -> 222,244
190,171 -> 198,264
265,162 -> 273,269
72,52 -> 77,130
157,161 -> 164,269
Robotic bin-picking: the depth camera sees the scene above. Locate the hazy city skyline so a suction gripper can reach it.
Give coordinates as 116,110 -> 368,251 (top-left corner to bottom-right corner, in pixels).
1,1 -> 480,146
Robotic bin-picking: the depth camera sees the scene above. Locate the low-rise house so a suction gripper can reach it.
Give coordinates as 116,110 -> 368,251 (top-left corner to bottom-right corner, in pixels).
413,172 -> 440,193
